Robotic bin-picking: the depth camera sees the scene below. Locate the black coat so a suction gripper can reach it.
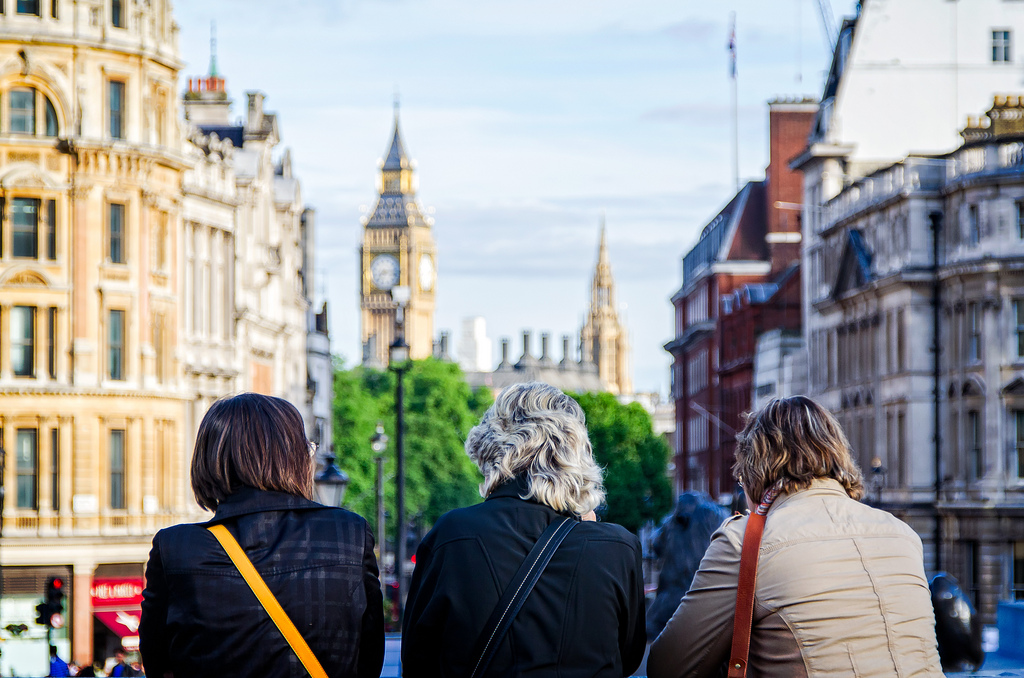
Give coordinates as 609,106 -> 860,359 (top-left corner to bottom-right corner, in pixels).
139,487 -> 384,678
402,476 -> 647,677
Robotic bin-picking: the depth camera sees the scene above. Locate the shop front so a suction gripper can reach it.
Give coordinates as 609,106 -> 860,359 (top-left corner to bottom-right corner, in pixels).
91,577 -> 143,661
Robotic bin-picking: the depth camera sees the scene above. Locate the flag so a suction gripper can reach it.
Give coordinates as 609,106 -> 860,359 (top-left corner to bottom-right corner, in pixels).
728,13 -> 737,79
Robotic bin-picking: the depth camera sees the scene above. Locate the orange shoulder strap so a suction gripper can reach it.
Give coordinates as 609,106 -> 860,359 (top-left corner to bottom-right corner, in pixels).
727,484 -> 781,678
207,524 -> 328,678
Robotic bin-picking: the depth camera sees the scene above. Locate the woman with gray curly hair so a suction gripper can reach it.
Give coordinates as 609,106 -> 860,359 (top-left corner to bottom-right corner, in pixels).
402,382 -> 647,677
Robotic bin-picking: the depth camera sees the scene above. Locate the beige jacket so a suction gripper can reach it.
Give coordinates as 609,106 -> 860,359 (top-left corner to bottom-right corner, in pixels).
648,479 -> 943,678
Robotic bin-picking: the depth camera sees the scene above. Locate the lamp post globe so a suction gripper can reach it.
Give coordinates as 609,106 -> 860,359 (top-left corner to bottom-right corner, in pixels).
315,447 -> 350,508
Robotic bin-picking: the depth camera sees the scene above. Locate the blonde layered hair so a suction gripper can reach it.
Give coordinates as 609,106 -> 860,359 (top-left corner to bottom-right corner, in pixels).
734,395 -> 865,503
465,382 -> 605,515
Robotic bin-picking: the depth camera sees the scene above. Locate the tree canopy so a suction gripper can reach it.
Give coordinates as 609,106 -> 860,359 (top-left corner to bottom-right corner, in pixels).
571,391 -> 673,534
332,359 -> 492,536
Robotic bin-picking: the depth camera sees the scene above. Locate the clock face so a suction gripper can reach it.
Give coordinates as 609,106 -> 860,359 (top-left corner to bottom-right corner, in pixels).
419,254 -> 435,292
370,254 -> 400,291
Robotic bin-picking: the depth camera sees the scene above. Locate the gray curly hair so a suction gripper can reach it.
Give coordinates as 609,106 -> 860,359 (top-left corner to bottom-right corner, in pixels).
465,382 -> 605,515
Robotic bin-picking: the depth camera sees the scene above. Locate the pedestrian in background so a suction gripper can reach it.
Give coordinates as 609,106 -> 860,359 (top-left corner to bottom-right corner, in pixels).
49,645 -> 70,677
139,393 -> 384,678
648,395 -> 942,678
403,382 -> 646,677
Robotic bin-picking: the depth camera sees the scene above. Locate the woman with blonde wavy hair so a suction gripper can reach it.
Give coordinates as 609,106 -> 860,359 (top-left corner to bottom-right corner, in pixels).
402,382 -> 647,677
648,395 -> 942,678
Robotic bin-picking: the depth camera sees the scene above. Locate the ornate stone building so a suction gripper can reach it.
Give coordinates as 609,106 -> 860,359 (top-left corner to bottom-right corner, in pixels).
580,224 -> 631,395
0,9 -> 320,672
802,98 -> 1024,623
182,69 -> 316,448
0,1 -> 188,670
360,109 -> 436,367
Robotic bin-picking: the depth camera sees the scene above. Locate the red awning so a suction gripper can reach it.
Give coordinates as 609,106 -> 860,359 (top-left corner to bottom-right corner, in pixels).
92,578 -> 143,650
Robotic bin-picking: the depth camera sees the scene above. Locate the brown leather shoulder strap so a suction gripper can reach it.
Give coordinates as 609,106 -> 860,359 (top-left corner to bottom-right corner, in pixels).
727,484 -> 780,678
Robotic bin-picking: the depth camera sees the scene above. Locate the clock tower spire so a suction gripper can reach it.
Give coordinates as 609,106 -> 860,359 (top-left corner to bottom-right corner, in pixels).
360,106 -> 437,367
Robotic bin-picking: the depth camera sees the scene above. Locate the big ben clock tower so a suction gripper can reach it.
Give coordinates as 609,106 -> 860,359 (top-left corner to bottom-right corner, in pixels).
360,106 -> 437,366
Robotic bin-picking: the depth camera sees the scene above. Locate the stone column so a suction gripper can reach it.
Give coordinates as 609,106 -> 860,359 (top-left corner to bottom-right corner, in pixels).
72,563 -> 95,666
0,305 -> 10,380
60,417 -> 74,533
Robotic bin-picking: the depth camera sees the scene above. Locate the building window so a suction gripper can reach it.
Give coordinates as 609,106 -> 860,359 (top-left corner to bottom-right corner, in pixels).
47,306 -> 56,379
1013,541 -> 1024,601
110,430 -> 126,510
11,305 -> 35,377
45,199 -> 56,260
968,204 -> 980,245
108,80 -> 125,139
16,0 -> 39,16
994,29 -> 1013,63
10,88 -> 35,134
897,309 -> 906,371
11,197 -> 39,258
16,428 -> 38,509
967,303 -> 981,362
44,96 -> 57,136
50,0 -> 56,18
1018,201 -> 1024,239
50,427 -> 59,511
108,309 -> 125,380
1015,300 -> 1024,359
966,541 -> 981,609
108,202 -> 125,263
1016,410 -> 1024,480
110,0 -> 122,27
153,313 -> 164,383
969,410 -> 983,479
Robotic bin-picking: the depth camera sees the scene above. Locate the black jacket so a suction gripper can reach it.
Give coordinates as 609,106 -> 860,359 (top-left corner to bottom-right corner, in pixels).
139,487 -> 384,678
402,476 -> 647,677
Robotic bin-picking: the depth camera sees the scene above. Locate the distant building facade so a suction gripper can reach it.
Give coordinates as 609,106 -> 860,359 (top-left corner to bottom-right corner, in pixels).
360,110 -> 436,367
793,1 -> 1024,623
465,331 -> 603,395
665,99 -> 815,498
182,72 -> 318,448
458,316 -> 492,373
802,97 -> 1024,622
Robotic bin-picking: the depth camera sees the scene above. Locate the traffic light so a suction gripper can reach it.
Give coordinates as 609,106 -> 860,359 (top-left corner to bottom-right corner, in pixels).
35,577 -> 66,628
45,576 -> 65,615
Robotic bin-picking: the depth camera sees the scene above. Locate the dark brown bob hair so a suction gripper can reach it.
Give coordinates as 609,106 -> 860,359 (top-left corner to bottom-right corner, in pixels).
733,395 -> 865,503
191,393 -> 315,511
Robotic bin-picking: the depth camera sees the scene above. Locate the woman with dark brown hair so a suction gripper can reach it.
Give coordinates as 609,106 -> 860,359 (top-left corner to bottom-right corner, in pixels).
648,395 -> 942,678
139,393 -> 384,678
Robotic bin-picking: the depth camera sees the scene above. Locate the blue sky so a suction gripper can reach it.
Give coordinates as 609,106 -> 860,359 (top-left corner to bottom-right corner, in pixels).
175,0 -> 856,393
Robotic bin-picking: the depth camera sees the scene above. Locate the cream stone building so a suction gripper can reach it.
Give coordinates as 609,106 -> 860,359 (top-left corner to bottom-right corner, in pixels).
0,5 -> 319,672
0,0 -> 188,671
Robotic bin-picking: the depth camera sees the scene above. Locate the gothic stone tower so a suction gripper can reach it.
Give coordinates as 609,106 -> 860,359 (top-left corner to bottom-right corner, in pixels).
580,223 -> 632,395
360,108 -> 436,366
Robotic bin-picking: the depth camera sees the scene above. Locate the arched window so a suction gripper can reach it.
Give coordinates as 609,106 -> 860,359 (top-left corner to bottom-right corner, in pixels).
5,87 -> 60,137
10,88 -> 36,134
45,96 -> 58,136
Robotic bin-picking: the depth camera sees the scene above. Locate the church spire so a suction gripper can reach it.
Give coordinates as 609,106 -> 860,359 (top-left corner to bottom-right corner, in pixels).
382,97 -> 410,174
592,216 -> 614,306
580,217 -> 632,395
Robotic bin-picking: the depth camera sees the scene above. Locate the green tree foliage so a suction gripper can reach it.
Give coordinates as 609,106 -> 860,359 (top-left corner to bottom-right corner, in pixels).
332,358 -> 492,534
571,392 -> 673,534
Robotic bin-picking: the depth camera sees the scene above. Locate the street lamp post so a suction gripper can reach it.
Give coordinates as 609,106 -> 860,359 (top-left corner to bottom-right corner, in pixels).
389,286 -> 411,626
870,456 -> 887,506
370,423 -> 389,568
314,446 -> 350,508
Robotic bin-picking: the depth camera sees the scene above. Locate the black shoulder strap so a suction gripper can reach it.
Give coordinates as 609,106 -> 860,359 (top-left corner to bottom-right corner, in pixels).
469,516 -> 577,678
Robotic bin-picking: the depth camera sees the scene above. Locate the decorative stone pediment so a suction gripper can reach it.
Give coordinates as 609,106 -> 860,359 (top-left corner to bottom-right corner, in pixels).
0,164 -> 62,190
1,270 -> 48,287
1002,376 -> 1024,396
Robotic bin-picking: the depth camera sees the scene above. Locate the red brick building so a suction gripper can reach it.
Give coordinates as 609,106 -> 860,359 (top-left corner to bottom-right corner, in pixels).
665,99 -> 816,499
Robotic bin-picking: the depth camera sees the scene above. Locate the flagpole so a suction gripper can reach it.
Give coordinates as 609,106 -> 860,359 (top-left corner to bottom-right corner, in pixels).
730,12 -> 739,193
